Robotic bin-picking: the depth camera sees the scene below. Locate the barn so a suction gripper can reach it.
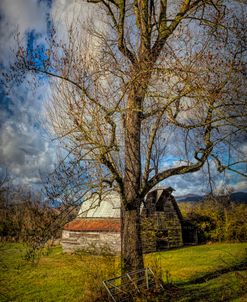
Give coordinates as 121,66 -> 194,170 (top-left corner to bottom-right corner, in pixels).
62,191 -> 121,253
61,188 -> 197,253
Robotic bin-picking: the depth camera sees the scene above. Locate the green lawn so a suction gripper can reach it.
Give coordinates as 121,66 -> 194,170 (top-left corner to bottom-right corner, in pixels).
145,243 -> 247,282
0,243 -> 246,301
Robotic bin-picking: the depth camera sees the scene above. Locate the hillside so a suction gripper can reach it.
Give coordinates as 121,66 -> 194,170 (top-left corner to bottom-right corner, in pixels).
175,191 -> 247,203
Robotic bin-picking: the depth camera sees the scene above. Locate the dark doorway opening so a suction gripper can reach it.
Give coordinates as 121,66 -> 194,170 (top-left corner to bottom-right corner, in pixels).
156,229 -> 169,250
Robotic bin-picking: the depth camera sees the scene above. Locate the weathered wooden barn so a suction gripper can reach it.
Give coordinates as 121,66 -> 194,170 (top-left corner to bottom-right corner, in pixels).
142,188 -> 183,252
61,188 -> 197,253
141,188 -> 197,252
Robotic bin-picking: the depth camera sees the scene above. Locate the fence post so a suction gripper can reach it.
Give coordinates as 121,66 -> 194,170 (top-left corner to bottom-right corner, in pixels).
145,268 -> 149,289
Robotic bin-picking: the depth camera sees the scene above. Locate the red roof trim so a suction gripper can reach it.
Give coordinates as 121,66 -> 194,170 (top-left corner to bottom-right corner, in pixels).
64,218 -> 120,232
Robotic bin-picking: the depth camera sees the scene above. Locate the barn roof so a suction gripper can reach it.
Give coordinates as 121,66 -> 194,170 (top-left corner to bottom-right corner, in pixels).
64,218 -> 121,232
77,188 -> 175,219
78,191 -> 120,218
144,188 -> 183,221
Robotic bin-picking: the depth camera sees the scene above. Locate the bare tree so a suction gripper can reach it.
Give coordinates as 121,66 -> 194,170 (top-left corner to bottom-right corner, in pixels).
12,0 -> 247,273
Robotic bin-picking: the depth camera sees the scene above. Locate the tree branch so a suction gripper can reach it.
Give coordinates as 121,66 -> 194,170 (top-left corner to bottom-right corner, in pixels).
211,154 -> 247,177
117,0 -> 137,64
142,158 -> 206,197
152,0 -> 203,60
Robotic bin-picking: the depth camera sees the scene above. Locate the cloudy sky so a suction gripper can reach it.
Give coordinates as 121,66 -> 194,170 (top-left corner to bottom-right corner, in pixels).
0,0 -> 246,196
0,0 -> 97,189
0,0 -> 59,189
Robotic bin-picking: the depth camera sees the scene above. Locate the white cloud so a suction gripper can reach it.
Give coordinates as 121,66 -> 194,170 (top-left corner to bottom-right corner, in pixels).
52,0 -> 92,24
0,116 -> 56,186
240,143 -> 247,155
0,0 -> 50,67
0,77 -> 56,187
164,170 -> 209,196
51,0 -> 108,63
230,180 -> 247,192
0,0 -> 48,34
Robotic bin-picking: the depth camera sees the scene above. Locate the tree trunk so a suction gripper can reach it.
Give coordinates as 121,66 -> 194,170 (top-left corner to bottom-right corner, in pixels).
122,89 -> 144,273
121,206 -> 144,273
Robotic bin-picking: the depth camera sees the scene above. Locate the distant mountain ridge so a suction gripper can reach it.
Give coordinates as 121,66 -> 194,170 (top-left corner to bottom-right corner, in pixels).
175,192 -> 247,203
175,194 -> 202,202
230,192 -> 247,203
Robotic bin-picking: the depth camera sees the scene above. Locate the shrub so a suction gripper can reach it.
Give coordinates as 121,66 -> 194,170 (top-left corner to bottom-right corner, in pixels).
181,195 -> 247,243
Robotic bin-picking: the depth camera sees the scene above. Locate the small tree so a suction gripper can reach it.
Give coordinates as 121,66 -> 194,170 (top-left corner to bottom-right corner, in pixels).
11,1 -> 247,273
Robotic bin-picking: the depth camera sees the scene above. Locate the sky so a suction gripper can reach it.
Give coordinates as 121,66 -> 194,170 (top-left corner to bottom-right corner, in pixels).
0,0 -> 246,196
0,0 -> 54,189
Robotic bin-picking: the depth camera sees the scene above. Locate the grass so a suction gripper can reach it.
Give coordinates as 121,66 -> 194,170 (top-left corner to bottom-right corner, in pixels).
0,243 -> 246,301
0,244 -> 119,302
145,243 -> 247,283
167,270 -> 247,302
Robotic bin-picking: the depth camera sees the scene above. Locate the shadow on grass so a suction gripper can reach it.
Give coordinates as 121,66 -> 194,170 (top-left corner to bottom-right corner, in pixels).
160,260 -> 247,302
179,260 -> 247,285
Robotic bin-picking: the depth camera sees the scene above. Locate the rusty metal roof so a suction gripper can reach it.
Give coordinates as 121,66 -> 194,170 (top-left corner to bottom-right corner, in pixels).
64,218 -> 120,232
78,191 -> 121,218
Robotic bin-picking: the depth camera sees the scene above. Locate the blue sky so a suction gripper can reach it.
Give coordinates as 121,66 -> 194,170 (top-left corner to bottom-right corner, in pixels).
0,0 -> 246,196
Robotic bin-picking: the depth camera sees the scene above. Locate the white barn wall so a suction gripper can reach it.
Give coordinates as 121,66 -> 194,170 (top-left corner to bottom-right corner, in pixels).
62,230 -> 121,254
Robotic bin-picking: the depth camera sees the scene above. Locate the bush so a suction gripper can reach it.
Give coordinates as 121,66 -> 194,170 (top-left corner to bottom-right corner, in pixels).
181,195 -> 247,243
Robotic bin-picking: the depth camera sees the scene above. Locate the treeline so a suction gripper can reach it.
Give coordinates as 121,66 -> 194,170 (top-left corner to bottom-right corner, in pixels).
0,184 -> 77,245
180,195 -> 247,243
